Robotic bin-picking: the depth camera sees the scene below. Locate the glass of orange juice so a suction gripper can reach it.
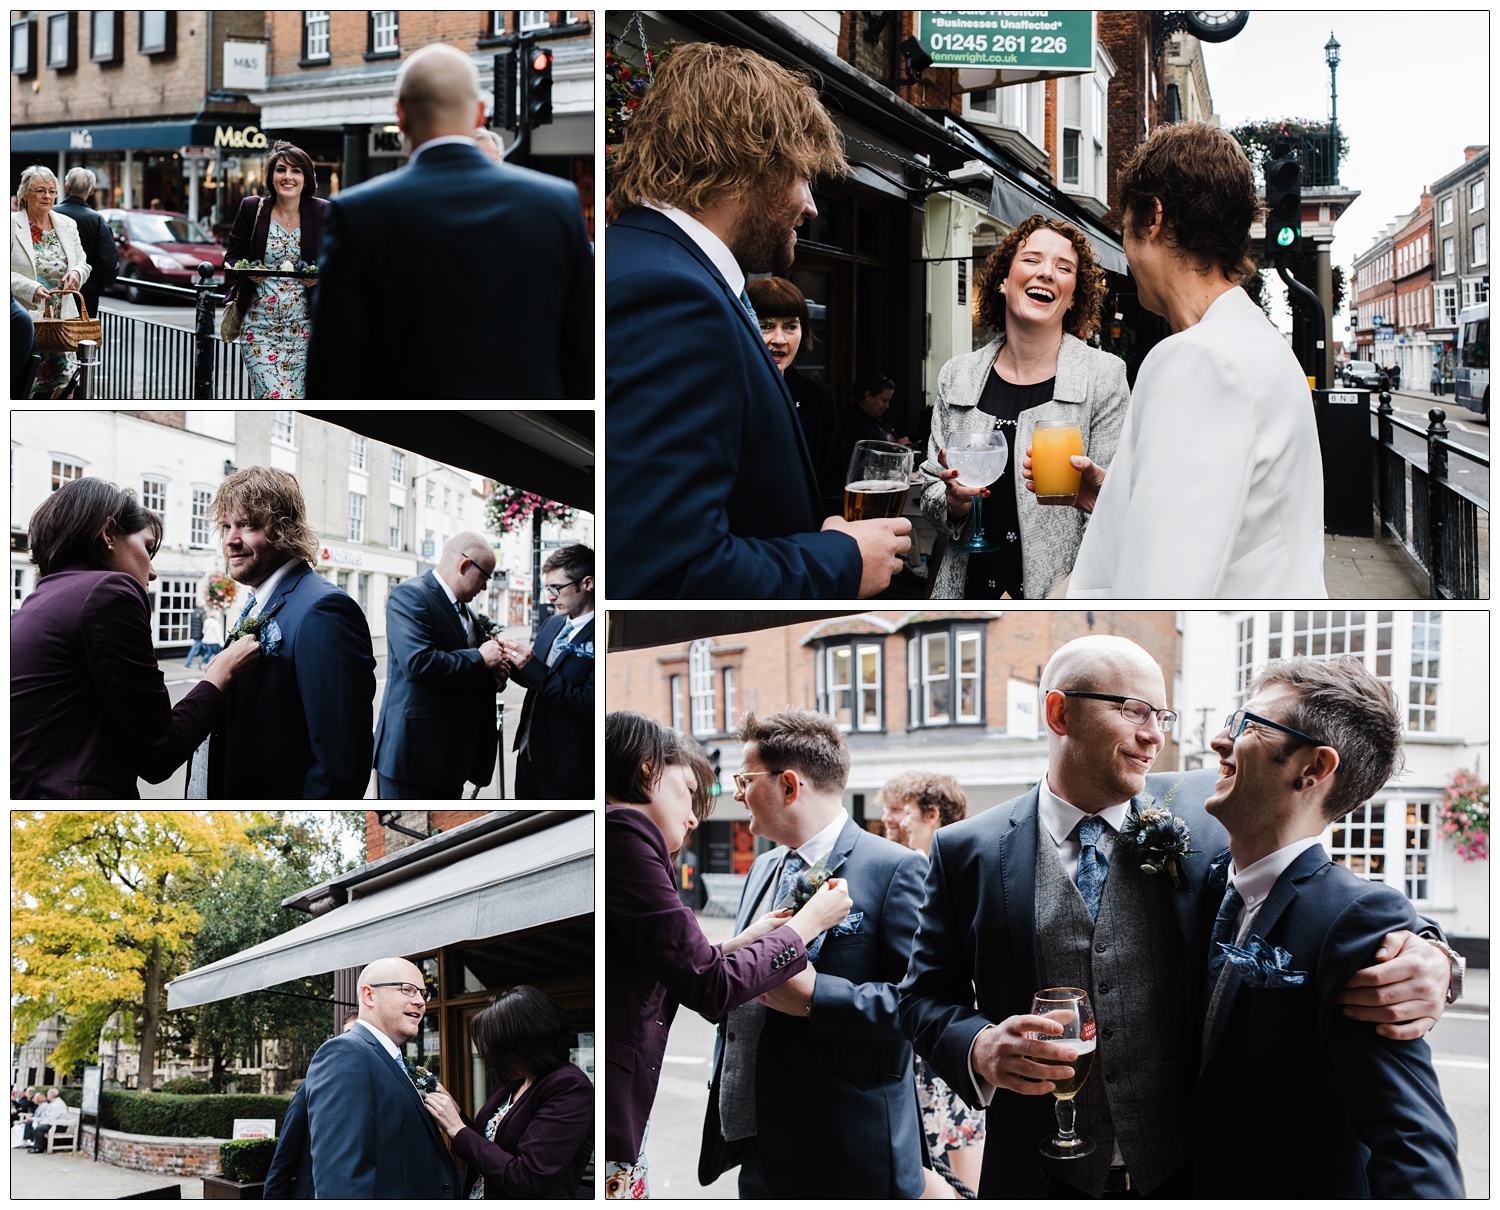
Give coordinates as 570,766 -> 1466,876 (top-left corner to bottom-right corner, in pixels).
1031,419 -> 1084,505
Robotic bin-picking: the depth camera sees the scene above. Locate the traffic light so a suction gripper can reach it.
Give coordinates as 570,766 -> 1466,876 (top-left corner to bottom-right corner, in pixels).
1265,147 -> 1303,258
492,50 -> 517,131
708,747 -> 722,798
525,46 -> 554,128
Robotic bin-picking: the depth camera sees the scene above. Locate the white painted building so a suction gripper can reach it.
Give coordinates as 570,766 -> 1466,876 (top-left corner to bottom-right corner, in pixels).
1177,610 -> 1488,950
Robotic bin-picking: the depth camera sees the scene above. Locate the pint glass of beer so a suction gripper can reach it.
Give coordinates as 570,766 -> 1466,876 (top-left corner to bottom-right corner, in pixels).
1030,419 -> 1084,506
843,440 -> 913,521
1030,987 -> 1097,1159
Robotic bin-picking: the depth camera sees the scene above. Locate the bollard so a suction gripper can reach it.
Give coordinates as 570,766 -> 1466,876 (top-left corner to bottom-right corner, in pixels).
1377,389 -> 1394,446
1426,408 -> 1450,481
193,262 -> 217,400
1426,408 -> 1450,599
76,338 -> 99,400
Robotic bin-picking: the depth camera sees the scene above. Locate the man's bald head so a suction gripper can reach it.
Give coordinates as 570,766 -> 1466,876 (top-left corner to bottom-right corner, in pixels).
356,957 -> 428,1044
437,530 -> 496,604
396,44 -> 484,146
1041,635 -> 1161,700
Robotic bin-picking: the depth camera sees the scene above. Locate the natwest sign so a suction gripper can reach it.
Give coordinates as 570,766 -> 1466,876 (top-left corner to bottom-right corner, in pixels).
214,124 -> 269,150
319,545 -> 364,567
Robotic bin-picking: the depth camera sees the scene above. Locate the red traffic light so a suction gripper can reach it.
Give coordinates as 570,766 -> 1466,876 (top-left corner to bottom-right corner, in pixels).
531,49 -> 551,72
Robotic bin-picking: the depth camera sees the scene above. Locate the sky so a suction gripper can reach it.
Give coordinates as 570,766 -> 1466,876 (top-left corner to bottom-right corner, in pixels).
1199,9 -> 1491,335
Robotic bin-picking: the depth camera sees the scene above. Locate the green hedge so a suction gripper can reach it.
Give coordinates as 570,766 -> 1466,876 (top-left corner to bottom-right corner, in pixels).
219,1138 -> 279,1184
98,1091 -> 293,1139
159,1077 -> 215,1096
57,1087 -> 82,1109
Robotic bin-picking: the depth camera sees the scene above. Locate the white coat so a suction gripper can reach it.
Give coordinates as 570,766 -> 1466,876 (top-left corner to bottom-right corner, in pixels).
11,207 -> 91,319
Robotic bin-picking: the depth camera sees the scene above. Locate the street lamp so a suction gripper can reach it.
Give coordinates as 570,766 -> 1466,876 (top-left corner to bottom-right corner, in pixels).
1325,32 -> 1341,164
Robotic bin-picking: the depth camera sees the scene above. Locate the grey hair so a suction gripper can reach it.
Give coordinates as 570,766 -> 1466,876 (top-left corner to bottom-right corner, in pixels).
64,167 -> 97,197
474,127 -> 506,163
16,165 -> 58,209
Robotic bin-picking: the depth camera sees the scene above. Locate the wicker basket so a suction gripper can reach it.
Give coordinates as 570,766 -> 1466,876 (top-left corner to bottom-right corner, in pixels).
33,290 -> 101,355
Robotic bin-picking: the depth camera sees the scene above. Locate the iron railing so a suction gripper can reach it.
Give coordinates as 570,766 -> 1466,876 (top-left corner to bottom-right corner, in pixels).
1297,127 -> 1342,188
1373,392 -> 1488,599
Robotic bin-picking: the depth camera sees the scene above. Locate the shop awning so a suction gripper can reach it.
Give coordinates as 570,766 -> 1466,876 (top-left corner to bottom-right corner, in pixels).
12,121 -> 224,153
165,813 -> 594,1010
987,175 -> 1129,275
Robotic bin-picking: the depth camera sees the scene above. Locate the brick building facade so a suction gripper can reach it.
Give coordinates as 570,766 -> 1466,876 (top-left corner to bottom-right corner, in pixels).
607,610 -> 1183,886
365,809 -> 488,860
1392,191 -> 1436,389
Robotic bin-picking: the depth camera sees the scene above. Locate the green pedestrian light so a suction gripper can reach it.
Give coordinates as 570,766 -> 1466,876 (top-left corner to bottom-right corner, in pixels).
1277,226 -> 1297,248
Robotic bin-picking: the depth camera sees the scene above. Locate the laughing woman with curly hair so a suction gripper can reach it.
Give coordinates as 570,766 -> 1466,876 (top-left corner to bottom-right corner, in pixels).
921,214 -> 1129,600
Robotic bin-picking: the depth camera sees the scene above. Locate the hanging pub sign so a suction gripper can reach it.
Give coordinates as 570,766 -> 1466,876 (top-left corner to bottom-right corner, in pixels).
915,11 -> 1094,74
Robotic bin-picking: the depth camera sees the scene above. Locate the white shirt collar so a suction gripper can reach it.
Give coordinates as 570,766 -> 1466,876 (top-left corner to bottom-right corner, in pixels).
1227,835 -> 1325,917
429,566 -> 461,609
1037,776 -> 1134,846
558,609 -> 593,634
353,1018 -> 403,1062
242,558 -> 299,614
789,807 -> 849,870
643,202 -> 745,298
407,134 -> 479,163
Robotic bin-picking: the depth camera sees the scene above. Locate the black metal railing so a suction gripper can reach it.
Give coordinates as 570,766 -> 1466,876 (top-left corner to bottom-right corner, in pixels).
1373,392 -> 1488,599
1297,127 -> 1342,188
76,263 -> 253,400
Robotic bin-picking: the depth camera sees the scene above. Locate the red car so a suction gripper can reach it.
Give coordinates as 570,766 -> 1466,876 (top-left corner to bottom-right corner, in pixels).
100,208 -> 226,303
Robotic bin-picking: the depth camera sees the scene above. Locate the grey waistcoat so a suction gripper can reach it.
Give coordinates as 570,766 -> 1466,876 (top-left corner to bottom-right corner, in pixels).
1034,815 -> 1192,1196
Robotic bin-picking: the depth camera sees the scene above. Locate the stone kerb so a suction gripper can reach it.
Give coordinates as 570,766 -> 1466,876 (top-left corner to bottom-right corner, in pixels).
79,1125 -> 226,1176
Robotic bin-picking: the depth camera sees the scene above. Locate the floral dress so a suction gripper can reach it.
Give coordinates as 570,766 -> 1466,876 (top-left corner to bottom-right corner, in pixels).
241,220 -> 311,400
28,227 -> 77,399
469,1095 -> 512,1199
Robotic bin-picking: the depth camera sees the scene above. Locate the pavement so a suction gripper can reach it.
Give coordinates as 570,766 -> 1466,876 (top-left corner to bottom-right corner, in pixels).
9,1141 -> 204,1198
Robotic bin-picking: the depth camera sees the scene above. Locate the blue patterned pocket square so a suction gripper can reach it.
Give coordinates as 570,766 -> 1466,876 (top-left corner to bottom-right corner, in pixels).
1218,933 -> 1307,988
831,911 -> 864,937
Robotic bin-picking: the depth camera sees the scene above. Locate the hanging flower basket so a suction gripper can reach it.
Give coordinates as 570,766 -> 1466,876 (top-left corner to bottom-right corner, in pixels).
204,575 -> 238,609
487,486 -> 575,536
1440,767 -> 1488,862
604,37 -> 681,203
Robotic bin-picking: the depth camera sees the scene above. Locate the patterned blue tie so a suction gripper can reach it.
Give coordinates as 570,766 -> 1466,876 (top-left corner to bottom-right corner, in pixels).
235,591 -> 257,624
547,620 -> 574,666
1205,882 -> 1245,998
775,852 -> 805,907
1075,817 -> 1109,920
739,288 -> 758,322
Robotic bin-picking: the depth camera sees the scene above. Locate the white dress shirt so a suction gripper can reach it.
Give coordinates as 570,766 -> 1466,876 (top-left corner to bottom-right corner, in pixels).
240,558 -> 299,618
642,203 -> 745,298
1220,835 -> 1326,944
785,808 -> 848,873
353,1018 -> 404,1064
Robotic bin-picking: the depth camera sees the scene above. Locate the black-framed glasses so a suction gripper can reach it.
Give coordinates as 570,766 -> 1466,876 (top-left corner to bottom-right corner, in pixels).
367,982 -> 432,1002
1058,690 -> 1178,732
1224,709 -> 1328,749
732,770 -> 786,794
543,578 -> 580,597
461,557 -> 494,586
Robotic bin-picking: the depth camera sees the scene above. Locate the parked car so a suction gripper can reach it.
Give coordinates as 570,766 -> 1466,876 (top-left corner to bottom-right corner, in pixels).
99,209 -> 226,304
1342,360 -> 1383,390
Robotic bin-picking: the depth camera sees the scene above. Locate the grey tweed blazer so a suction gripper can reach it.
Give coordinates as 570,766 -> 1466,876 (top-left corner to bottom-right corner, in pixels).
920,332 -> 1129,599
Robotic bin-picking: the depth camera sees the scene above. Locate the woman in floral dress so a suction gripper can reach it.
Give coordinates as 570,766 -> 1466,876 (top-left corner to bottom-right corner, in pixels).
10,166 -> 90,398
222,142 -> 329,400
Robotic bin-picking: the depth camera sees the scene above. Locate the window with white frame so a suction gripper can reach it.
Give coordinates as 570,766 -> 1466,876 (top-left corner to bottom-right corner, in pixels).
1407,611 -> 1441,733
1473,224 -> 1486,267
350,435 -> 366,471
1403,799 -> 1437,900
723,667 -> 738,730
356,572 -> 369,614
689,639 -> 716,735
190,487 -> 212,548
1440,195 -> 1454,226
13,567 -> 28,611
1061,75 -> 1082,186
303,10 -> 329,60
51,457 -> 84,491
1462,276 -> 1488,309
1234,615 -> 1255,708
669,674 -> 685,732
1470,179 -> 1485,211
140,477 -> 166,513
443,486 -> 452,514
920,632 -> 950,725
388,503 -> 403,550
1091,75 -> 1107,203
348,491 -> 365,542
520,10 -> 549,31
907,626 -> 985,727
1329,801 -> 1388,883
370,10 -> 398,54
1442,236 -> 1455,274
155,578 -> 198,642
1329,795 -> 1443,904
956,631 -> 981,721
967,81 -> 1042,146
490,11 -> 505,36
390,450 -> 405,485
271,410 -> 294,445
820,640 -> 883,732
425,481 -> 435,508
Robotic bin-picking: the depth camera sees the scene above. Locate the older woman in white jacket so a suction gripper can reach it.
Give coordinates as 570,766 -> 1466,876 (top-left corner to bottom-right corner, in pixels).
11,165 -> 91,398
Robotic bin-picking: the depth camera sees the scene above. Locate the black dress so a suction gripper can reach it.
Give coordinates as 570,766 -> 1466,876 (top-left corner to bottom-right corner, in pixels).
785,366 -> 844,516
961,370 -> 1056,600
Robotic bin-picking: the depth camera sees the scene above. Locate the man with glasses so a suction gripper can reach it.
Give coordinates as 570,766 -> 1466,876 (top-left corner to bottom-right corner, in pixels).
298,956 -> 456,1198
900,635 -> 1453,1198
1192,656 -> 1462,1196
374,531 -> 511,799
502,544 -> 594,799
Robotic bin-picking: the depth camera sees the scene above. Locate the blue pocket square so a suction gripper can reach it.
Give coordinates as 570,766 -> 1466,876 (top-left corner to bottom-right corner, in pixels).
1218,933 -> 1307,989
831,911 -> 864,937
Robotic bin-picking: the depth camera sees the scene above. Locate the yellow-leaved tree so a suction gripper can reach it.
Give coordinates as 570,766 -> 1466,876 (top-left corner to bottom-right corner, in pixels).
11,811 -> 262,1089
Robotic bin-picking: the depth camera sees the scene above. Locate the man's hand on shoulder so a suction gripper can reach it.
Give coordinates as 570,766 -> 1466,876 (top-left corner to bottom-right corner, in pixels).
1338,929 -> 1451,1039
970,1014 -> 1077,1095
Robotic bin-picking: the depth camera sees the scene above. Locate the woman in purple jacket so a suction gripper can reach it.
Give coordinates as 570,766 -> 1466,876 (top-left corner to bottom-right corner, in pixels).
604,712 -> 850,1198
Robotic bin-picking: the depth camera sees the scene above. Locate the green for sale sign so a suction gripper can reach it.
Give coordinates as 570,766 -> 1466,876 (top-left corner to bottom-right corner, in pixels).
915,11 -> 1094,71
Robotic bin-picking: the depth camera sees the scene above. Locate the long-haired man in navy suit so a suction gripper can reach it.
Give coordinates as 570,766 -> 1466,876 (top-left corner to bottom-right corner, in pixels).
606,42 -> 911,599
306,43 -> 593,400
300,958 -> 457,1198
206,467 -> 375,798
374,531 -> 510,798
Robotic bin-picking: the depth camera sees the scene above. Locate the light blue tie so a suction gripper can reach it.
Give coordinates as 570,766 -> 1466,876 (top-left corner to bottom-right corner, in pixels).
1075,817 -> 1109,920
773,853 -> 805,909
547,620 -> 574,666
739,288 -> 758,322
235,591 -> 257,624
1205,883 -> 1245,999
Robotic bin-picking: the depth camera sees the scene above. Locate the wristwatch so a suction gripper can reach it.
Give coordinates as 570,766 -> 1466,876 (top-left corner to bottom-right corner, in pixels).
1423,935 -> 1466,1004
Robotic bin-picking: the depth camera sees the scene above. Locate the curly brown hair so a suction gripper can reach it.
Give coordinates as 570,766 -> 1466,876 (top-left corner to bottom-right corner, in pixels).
972,214 -> 1106,339
608,42 -> 847,217
208,466 -> 319,565
1116,121 -> 1262,283
877,771 -> 968,828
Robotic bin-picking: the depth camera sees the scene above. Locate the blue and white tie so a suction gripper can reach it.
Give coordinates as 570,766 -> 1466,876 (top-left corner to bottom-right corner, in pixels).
739,288 -> 758,322
547,621 -> 574,666
1205,883 -> 1245,998
235,591 -> 257,625
1075,817 -> 1110,920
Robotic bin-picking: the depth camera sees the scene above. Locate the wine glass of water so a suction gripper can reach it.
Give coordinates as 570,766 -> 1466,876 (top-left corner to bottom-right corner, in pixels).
948,429 -> 1009,553
1030,987 -> 1097,1160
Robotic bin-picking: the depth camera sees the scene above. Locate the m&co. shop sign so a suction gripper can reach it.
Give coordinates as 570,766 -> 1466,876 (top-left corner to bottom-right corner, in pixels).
214,124 -> 269,150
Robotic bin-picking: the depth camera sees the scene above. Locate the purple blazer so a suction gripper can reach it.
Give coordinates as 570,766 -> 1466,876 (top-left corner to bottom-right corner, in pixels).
222,192 -> 331,309
11,567 -> 224,797
451,1062 -> 594,1199
604,805 -> 808,1162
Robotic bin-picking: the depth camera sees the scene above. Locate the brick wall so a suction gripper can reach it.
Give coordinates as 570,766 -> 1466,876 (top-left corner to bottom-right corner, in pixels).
267,10 -> 493,75
1096,11 -> 1160,228
121,411 -> 186,428
365,810 -> 488,861
79,1126 -> 224,1177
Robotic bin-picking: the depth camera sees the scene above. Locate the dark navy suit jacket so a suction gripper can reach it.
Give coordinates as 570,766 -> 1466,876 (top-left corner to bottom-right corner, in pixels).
605,207 -> 862,598
261,1080 -> 312,1198
451,1063 -> 594,1199
11,567 -> 224,798
511,612 -> 593,799
373,572 -> 496,790
306,142 -> 593,399
1192,844 -> 1464,1197
207,561 -> 375,799
302,1024 -> 457,1199
898,769 -> 1227,1198
702,817 -> 928,1198
604,806 -> 806,1163
53,195 -> 118,316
